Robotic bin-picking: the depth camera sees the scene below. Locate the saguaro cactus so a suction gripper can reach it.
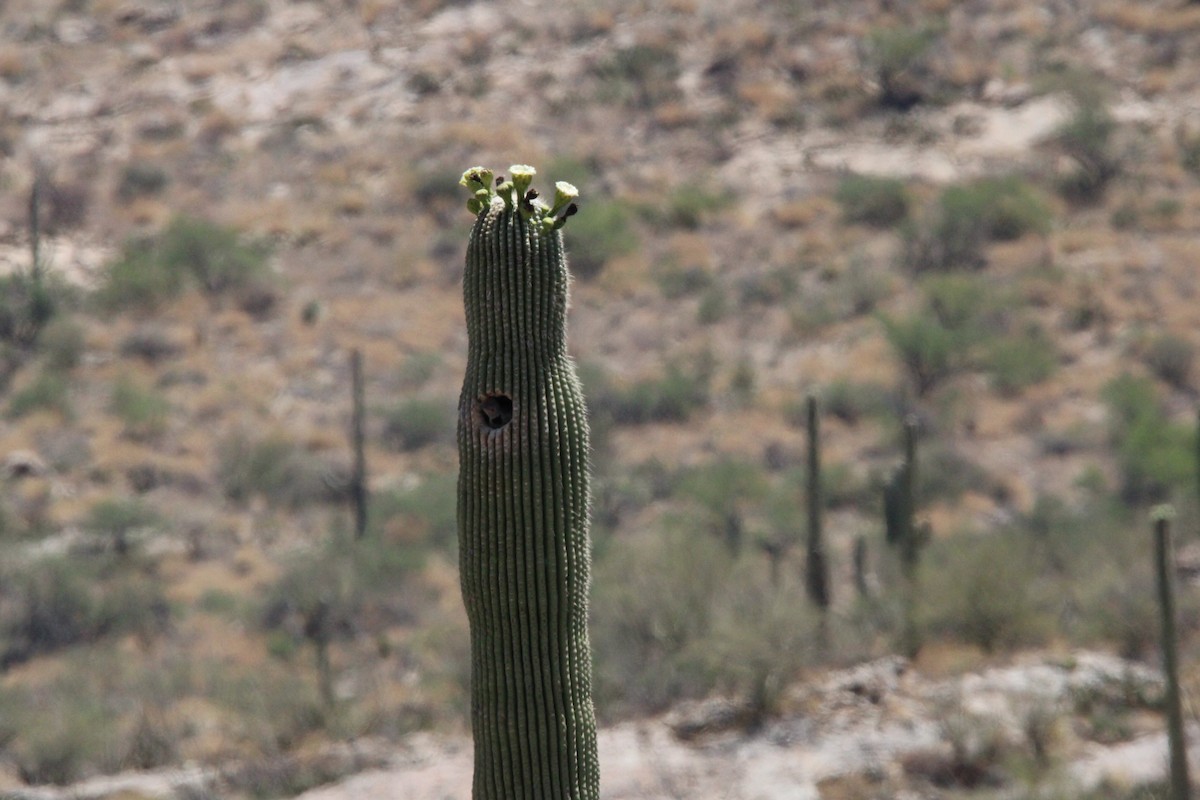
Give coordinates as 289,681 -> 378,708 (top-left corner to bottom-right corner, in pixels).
1153,505 -> 1191,800
884,415 -> 925,657
456,165 -> 598,799
805,394 -> 830,611
350,348 -> 368,539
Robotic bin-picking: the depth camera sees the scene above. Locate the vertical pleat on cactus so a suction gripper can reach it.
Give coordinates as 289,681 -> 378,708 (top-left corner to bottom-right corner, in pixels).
456,166 -> 599,799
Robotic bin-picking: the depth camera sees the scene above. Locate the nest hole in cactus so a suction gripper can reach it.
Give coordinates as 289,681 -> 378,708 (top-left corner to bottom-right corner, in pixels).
476,393 -> 513,431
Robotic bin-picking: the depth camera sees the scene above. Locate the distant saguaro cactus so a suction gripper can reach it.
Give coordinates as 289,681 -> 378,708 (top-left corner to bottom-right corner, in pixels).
1152,505 -> 1190,800
805,394 -> 830,611
884,415 -> 925,656
349,349 -> 368,539
29,170 -> 42,283
456,165 -> 598,799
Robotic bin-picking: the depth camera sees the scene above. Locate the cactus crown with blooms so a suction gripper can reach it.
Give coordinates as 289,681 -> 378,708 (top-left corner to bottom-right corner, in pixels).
460,164 -> 579,232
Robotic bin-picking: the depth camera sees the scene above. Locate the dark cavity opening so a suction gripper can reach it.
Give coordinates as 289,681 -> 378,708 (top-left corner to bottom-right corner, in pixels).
476,393 -> 513,431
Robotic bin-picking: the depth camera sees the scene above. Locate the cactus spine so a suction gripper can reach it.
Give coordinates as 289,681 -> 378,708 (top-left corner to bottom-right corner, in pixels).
1153,505 -> 1190,800
456,166 -> 598,799
805,394 -> 830,611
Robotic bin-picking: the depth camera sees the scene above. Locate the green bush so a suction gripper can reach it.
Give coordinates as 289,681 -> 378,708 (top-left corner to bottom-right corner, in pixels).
97,238 -> 188,312
157,215 -> 270,295
381,396 -> 453,451
1182,130 -> 1200,176
879,312 -> 967,396
0,272 -> 60,350
922,273 -> 1005,337
864,24 -> 939,109
217,434 -> 337,509
738,266 -> 798,307
116,163 -> 169,202
368,472 -> 458,550
921,532 -> 1050,653
642,182 -> 729,230
563,199 -> 635,280
796,381 -> 888,427
985,324 -> 1058,396
653,263 -> 713,299
1102,373 -> 1196,504
0,557 -> 170,667
1052,82 -> 1119,203
35,315 -> 85,372
592,43 -> 681,109
601,360 -> 711,425
262,527 -> 428,648
83,497 -> 159,555
590,526 -> 732,717
110,375 -> 170,439
98,216 -> 270,311
902,177 -> 1050,273
835,174 -> 910,227
1144,333 -> 1194,390
6,371 -> 72,419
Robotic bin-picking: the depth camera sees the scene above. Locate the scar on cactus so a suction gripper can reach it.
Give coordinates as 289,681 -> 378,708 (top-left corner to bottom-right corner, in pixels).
456,164 -> 599,799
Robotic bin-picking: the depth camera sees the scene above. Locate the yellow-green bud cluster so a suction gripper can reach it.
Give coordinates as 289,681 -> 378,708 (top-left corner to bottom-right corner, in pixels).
460,164 -> 580,233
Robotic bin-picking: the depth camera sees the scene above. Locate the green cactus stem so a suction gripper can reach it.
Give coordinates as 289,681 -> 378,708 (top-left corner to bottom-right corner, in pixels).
1152,505 -> 1191,800
350,348 -> 368,539
884,415 -> 925,657
805,394 -> 830,611
456,165 -> 599,799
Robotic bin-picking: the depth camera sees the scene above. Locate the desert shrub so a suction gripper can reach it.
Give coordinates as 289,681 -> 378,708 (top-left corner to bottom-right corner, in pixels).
701,563 -> 816,719
98,216 -> 270,311
262,528 -> 427,648
368,472 -> 458,550
864,24 -> 939,109
396,351 -> 442,389
34,314 -> 84,372
0,272 -> 60,350
738,266 -> 798,306
96,237 -> 188,312
116,163 -> 169,202
653,262 -> 713,299
118,326 -> 183,362
600,359 -> 712,425
592,42 -> 681,109
562,198 -> 635,280
921,532 -> 1050,653
0,557 -> 170,667
6,370 -> 72,419
1102,373 -> 1195,504
813,380 -> 892,425
902,177 -> 1050,273
1182,129 -> 1200,176
9,687 -> 117,784
590,526 -> 732,717
1143,332 -> 1194,390
641,182 -> 729,230
110,375 -> 170,439
1051,81 -> 1119,203
696,286 -> 727,324
217,434 -> 338,509
380,396 -> 454,451
677,458 -> 768,552
835,174 -> 910,227
922,272 -> 1008,338
879,312 -> 967,396
985,324 -> 1058,396
83,497 -> 159,556
154,215 -> 270,295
